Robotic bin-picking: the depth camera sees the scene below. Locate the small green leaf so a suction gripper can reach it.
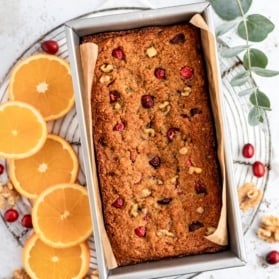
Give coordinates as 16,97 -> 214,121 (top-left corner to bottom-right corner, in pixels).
243,48 -> 268,69
210,0 -> 252,20
216,20 -> 238,36
250,90 -> 271,110
231,71 -> 250,86
251,67 -> 279,77
238,14 -> 275,42
238,87 -> 257,97
221,45 -> 248,58
248,106 -> 265,126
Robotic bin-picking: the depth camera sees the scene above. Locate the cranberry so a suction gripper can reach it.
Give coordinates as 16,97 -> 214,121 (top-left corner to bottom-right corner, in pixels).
190,108 -> 202,117
170,33 -> 185,44
4,208 -> 19,223
41,40 -> 59,55
141,95 -> 154,108
157,198 -> 173,205
195,181 -> 207,194
167,128 -> 179,141
109,90 -> 120,103
252,161 -> 265,177
266,250 -> 279,264
112,47 -> 125,60
112,198 -> 124,208
113,122 -> 125,131
189,221 -> 204,232
21,214 -> 33,228
149,156 -> 161,168
0,163 -> 4,175
154,67 -> 166,80
180,66 -> 194,79
185,159 -> 193,167
135,226 -> 146,237
242,143 -> 255,158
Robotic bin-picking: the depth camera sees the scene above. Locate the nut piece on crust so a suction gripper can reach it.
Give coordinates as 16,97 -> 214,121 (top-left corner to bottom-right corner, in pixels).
238,182 -> 263,211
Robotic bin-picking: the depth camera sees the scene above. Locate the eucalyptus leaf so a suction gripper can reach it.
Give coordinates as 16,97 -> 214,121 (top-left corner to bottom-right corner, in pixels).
238,14 -> 275,42
231,71 -> 250,86
251,67 -> 279,77
250,90 -> 271,110
248,106 -> 265,126
221,45 -> 248,58
216,20 -> 238,36
210,0 -> 252,20
238,87 -> 257,97
243,48 -> 268,69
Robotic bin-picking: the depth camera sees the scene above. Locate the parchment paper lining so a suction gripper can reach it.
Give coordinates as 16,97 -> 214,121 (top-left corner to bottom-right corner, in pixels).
80,13 -> 228,270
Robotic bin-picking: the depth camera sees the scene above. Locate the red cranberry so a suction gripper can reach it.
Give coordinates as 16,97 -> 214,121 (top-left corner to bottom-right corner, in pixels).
149,156 -> 161,168
190,108 -> 202,117
157,198 -> 172,205
135,226 -> 146,237
0,163 -> 4,175
112,47 -> 125,60
109,90 -> 120,103
189,221 -> 204,232
141,95 -> 154,108
242,143 -> 255,158
154,67 -> 166,80
113,122 -> 125,131
112,198 -> 124,208
21,214 -> 33,228
41,40 -> 59,55
167,128 -> 179,141
143,215 -> 149,222
252,161 -> 265,177
266,250 -> 279,265
170,33 -> 185,44
4,208 -> 19,223
195,181 -> 207,194
185,159 -> 193,167
180,66 -> 194,79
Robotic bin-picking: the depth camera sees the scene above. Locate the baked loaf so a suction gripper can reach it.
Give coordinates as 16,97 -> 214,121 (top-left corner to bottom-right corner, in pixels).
82,23 -> 224,266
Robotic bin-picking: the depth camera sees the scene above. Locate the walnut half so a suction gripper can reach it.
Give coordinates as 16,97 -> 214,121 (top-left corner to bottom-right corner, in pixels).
257,215 -> 279,242
238,182 -> 263,211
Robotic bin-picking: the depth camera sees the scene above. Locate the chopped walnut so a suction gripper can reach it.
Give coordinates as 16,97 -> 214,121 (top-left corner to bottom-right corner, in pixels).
257,215 -> 279,242
146,46 -> 157,58
144,128 -> 155,137
196,206 -> 204,214
170,175 -> 178,184
0,182 -> 20,209
130,203 -> 139,217
179,147 -> 188,155
13,268 -> 31,279
188,166 -> 202,174
114,102 -> 121,110
158,101 -> 171,115
238,182 -> 263,211
100,63 -> 113,73
157,229 -> 175,238
140,188 -> 152,198
157,179 -> 164,185
180,86 -> 192,96
99,75 -> 112,84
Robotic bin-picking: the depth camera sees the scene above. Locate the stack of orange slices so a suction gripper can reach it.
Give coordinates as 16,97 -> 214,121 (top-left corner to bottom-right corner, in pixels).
0,54 -> 92,278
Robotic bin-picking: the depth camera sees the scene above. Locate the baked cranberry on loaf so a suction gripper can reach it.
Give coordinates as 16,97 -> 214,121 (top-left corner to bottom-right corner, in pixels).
82,23 -> 224,266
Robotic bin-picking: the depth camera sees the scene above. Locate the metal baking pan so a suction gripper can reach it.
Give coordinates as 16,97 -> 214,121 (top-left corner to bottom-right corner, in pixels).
65,2 -> 246,278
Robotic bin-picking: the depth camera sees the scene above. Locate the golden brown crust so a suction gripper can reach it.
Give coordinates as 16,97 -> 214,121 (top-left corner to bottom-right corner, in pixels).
83,23 -> 224,266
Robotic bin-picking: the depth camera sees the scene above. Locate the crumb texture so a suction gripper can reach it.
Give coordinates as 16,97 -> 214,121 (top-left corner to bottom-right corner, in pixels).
82,23 -> 224,266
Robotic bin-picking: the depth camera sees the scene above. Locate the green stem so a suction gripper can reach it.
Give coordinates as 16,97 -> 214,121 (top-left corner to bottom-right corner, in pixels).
236,0 -> 260,113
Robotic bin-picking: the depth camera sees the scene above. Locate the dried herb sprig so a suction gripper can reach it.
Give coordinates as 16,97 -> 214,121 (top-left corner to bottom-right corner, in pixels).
210,0 -> 279,125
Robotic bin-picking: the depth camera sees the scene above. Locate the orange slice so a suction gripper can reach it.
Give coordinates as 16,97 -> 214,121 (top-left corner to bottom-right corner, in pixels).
0,101 -> 47,159
9,134 -> 79,199
23,234 -> 90,279
32,183 -> 92,248
9,54 -> 75,121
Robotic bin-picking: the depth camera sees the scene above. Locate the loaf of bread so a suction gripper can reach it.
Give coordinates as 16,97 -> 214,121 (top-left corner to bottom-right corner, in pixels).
82,23 -> 224,266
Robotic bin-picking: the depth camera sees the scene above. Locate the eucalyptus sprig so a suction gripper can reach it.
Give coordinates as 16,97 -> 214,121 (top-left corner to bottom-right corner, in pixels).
210,0 -> 279,126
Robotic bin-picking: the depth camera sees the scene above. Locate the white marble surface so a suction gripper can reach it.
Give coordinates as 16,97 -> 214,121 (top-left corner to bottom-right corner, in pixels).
1,0 -> 279,278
